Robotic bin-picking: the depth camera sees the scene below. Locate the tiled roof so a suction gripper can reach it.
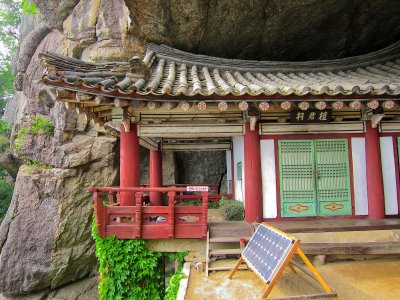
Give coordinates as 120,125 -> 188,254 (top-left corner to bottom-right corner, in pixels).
40,42 -> 400,98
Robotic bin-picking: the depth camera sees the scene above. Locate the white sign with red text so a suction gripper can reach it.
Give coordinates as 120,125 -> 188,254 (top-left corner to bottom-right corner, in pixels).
186,186 -> 209,192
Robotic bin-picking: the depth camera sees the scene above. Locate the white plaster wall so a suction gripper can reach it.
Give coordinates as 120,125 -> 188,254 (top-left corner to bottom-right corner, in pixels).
260,140 -> 278,218
232,136 -> 245,203
226,150 -> 232,194
380,137 -> 399,215
351,137 -> 368,215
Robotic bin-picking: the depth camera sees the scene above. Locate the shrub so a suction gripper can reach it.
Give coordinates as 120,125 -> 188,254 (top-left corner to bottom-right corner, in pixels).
176,200 -> 220,209
13,117 -> 54,151
0,179 -> 13,223
219,197 -> 244,221
30,116 -> 54,135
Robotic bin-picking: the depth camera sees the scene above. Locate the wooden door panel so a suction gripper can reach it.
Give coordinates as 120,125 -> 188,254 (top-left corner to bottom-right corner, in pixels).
279,140 -> 317,217
315,139 -> 352,216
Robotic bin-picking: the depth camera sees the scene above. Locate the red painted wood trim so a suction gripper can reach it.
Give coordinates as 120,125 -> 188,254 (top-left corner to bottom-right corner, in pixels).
274,139 -> 282,218
244,123 -> 263,222
365,121 -> 385,219
94,191 -> 107,238
135,192 -> 143,238
120,124 -> 140,206
89,187 -> 188,193
201,192 -> 209,239
168,192 -> 175,238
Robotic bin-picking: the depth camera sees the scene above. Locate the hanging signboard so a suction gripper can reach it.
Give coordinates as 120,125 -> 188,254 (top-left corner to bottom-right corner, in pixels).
290,109 -> 332,123
186,186 -> 209,192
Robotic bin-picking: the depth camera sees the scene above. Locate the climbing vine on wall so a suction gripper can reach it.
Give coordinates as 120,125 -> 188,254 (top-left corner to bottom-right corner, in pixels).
91,219 -> 165,300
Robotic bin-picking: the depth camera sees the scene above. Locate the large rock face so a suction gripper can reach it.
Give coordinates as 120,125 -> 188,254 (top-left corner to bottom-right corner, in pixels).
125,0 -> 400,61
1,0 -> 125,297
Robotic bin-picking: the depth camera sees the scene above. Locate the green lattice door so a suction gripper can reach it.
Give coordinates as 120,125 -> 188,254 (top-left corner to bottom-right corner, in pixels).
279,139 -> 352,217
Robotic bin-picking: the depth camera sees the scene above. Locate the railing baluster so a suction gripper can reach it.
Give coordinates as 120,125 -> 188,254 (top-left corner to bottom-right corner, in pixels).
94,191 -> 107,238
201,191 -> 209,239
168,192 -> 175,238
108,191 -> 114,205
135,192 -> 143,239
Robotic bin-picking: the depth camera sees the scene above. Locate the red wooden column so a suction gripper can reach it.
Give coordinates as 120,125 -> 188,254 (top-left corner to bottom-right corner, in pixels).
365,120 -> 385,219
244,122 -> 263,223
120,123 -> 140,206
150,145 -> 163,205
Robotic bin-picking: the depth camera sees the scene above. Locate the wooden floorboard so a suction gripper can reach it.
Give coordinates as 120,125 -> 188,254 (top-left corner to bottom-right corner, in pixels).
263,219 -> 400,233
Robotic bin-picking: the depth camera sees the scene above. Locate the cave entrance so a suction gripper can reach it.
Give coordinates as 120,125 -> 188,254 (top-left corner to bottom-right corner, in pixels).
164,138 -> 233,196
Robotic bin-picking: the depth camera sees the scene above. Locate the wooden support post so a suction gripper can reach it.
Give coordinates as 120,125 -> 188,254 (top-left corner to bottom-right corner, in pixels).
202,191 -> 209,239
296,247 -> 338,300
94,191 -> 107,238
229,256 -> 244,279
168,192 -> 175,239
365,120 -> 385,219
150,144 -> 163,206
120,122 -> 140,206
244,122 -> 263,223
135,192 -> 143,239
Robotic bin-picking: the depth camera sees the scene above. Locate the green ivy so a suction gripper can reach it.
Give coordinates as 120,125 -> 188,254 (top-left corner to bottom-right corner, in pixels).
14,117 -> 54,151
92,219 -> 165,300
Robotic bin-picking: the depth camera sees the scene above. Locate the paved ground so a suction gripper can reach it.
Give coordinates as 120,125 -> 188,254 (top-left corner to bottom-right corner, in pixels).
185,258 -> 400,299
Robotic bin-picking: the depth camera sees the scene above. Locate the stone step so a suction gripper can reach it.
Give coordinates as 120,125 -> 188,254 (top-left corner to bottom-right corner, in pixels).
209,248 -> 242,256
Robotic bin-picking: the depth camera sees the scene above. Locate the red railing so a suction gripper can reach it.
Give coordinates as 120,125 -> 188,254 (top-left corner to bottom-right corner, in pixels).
89,187 -> 209,240
139,183 -> 231,203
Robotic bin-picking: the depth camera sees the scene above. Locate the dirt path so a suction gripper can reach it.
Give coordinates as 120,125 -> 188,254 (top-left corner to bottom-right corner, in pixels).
186,258 -> 400,299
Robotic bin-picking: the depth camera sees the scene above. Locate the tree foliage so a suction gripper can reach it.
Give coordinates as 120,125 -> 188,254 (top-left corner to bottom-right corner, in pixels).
0,0 -> 37,108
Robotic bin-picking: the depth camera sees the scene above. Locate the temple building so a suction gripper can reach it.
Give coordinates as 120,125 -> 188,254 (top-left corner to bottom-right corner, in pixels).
39,41 -> 400,239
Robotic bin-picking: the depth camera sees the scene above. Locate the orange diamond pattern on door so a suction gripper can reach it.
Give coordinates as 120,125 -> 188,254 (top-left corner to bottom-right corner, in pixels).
279,139 -> 352,217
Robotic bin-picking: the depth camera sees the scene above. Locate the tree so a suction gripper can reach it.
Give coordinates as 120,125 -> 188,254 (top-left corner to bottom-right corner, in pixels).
0,0 -> 36,110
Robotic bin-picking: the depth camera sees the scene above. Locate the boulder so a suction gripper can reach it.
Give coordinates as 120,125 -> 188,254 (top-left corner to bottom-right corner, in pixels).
0,135 -> 117,295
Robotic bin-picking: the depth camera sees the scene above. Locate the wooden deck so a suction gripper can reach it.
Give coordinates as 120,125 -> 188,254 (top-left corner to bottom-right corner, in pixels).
206,219 -> 400,264
269,218 -> 400,233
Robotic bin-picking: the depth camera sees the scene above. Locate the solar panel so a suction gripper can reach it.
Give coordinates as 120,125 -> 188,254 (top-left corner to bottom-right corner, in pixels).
242,223 -> 296,284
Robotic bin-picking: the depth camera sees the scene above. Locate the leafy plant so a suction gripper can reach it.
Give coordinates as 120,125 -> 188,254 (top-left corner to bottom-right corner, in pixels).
92,219 -> 165,300
30,116 -> 54,135
0,179 -> 13,223
219,197 -> 244,221
164,272 -> 183,300
0,120 -> 11,135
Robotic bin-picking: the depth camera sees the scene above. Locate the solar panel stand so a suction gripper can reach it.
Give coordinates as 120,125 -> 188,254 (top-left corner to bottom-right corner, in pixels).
229,223 -> 338,300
